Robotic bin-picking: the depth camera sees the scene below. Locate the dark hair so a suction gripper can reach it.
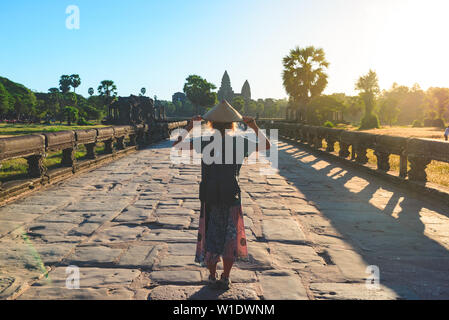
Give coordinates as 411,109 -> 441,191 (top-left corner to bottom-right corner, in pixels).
207,121 -> 236,134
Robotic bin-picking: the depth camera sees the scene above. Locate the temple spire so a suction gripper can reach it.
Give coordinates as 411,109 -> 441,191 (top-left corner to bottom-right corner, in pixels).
217,70 -> 234,102
241,80 -> 251,101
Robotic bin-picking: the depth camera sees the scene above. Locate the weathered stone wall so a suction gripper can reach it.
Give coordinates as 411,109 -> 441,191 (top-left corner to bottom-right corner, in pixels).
0,121 -> 187,201
259,121 -> 449,185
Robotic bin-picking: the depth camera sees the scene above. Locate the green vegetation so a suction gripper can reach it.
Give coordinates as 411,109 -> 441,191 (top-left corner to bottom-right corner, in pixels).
0,123 -> 105,136
0,75 -> 117,125
279,46 -> 449,129
412,120 -> 423,128
183,75 -> 217,114
323,121 -> 335,128
282,46 -> 329,122
356,70 -> 381,130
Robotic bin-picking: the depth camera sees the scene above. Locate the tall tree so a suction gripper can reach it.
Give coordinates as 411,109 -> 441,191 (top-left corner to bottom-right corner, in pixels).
59,75 -> 72,94
356,70 -> 380,129
379,92 -> 400,126
140,87 -> 146,96
427,87 -> 449,120
232,96 -> 245,113
64,106 -> 78,126
70,74 -> 81,93
88,87 -> 94,96
97,80 -> 118,110
0,82 -> 12,116
282,46 -> 329,121
48,87 -> 62,119
183,75 -> 217,114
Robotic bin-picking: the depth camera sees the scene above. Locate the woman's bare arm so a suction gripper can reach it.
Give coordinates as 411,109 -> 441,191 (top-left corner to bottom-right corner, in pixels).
243,116 -> 271,151
172,115 -> 202,149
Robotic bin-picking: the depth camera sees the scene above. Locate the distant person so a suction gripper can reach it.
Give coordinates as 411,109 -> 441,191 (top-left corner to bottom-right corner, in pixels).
445,126 -> 449,141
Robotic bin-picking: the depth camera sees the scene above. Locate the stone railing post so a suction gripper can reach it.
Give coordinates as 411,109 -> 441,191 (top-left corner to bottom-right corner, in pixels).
407,139 -> 431,182
355,144 -> 368,164
374,150 -> 390,172
408,156 -> 431,182
104,139 -> 116,154
399,154 -> 408,178
339,142 -> 350,158
325,136 -> 336,152
116,137 -> 125,150
26,154 -> 47,178
129,134 -> 137,147
85,143 -> 97,159
61,148 -> 75,167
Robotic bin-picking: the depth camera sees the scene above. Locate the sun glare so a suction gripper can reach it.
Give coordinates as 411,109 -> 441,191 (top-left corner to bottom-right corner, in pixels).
371,0 -> 449,91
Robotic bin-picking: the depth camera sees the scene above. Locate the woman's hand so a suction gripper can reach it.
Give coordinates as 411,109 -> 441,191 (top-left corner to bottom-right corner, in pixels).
186,115 -> 202,131
243,116 -> 258,130
191,115 -> 202,122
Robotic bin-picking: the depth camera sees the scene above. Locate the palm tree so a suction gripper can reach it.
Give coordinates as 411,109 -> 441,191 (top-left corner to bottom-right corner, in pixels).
59,75 -> 72,94
70,74 -> 81,93
98,80 -> 118,118
356,70 -> 380,129
282,46 -> 329,122
88,87 -> 94,96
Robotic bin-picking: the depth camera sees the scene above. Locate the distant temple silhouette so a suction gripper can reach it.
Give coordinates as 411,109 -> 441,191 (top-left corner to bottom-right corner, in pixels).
217,71 -> 251,102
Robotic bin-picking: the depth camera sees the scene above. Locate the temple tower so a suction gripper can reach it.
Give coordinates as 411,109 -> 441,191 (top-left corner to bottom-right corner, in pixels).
217,71 -> 235,102
241,80 -> 251,101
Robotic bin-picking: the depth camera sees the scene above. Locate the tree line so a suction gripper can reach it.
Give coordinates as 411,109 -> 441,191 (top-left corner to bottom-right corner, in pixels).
282,46 -> 449,129
0,75 -> 119,125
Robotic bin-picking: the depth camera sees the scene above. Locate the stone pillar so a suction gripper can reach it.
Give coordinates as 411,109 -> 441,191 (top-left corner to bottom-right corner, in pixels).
136,132 -> 145,146
104,139 -> 116,154
339,142 -> 350,158
355,145 -> 368,164
325,138 -> 336,152
375,150 -> 390,172
408,156 -> 431,182
116,137 -> 125,150
61,148 -> 75,167
26,155 -> 46,178
307,133 -> 314,145
86,143 -> 97,160
350,145 -> 356,160
129,134 -> 137,147
399,154 -> 408,179
314,137 -> 323,149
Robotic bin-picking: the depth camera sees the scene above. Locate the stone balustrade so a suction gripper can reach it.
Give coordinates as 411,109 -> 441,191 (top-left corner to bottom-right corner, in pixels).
0,121 -> 187,197
259,121 -> 449,184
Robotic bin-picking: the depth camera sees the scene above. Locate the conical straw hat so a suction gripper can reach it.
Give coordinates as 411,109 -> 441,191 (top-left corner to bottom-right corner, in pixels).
203,100 -> 243,122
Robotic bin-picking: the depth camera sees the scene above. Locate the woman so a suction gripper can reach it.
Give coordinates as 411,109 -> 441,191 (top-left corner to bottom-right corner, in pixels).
172,100 -> 271,290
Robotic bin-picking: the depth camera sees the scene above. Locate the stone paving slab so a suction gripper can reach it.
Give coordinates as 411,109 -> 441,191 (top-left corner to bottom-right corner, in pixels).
259,270 -> 308,300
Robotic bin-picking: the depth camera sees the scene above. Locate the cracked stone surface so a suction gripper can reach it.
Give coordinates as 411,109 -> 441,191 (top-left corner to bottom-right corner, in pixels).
1,138 -> 449,299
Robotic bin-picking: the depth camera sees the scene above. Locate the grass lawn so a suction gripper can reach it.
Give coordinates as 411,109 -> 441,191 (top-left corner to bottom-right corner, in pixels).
337,124 -> 446,140
0,123 -> 107,137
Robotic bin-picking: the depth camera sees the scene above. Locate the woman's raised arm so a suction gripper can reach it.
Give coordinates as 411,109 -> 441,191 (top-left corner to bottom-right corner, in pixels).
242,116 -> 271,151
172,115 -> 202,148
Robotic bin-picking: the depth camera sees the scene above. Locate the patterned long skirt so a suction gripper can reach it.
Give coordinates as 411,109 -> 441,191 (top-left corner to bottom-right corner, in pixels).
195,202 -> 248,266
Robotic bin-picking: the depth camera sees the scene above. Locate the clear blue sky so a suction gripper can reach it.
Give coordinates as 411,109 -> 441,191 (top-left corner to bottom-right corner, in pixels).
2,0 -> 449,100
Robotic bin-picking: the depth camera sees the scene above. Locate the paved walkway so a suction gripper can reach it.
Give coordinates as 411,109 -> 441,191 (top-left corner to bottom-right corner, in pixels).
1,138 -> 449,300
